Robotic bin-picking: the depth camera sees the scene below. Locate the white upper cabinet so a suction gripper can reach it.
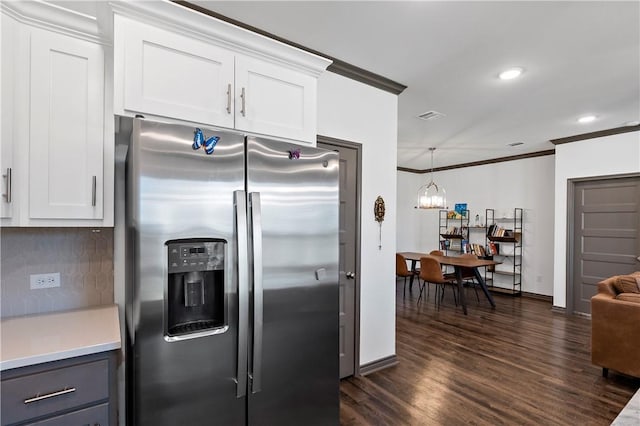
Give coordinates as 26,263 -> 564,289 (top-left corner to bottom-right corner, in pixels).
1,12 -> 15,222
29,28 -> 105,220
116,15 -> 235,129
235,56 -> 317,143
112,1 -> 330,144
1,2 -> 113,227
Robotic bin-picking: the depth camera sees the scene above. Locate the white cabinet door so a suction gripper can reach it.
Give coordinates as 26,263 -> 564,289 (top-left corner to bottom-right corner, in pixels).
0,122 -> 13,220
116,16 -> 235,128
28,28 -> 104,219
235,56 -> 317,144
1,13 -> 15,221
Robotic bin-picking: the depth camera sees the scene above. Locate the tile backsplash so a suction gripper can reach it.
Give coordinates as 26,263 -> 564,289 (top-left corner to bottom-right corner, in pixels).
1,228 -> 114,318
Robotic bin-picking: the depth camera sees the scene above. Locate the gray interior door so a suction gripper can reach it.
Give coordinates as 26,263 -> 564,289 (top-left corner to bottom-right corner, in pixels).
572,176 -> 640,315
319,141 -> 358,379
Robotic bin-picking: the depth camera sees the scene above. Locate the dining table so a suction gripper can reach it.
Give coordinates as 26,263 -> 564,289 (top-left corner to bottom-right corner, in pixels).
398,251 -> 499,315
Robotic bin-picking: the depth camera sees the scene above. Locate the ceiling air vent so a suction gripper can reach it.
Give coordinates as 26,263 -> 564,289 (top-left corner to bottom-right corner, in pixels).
417,110 -> 445,121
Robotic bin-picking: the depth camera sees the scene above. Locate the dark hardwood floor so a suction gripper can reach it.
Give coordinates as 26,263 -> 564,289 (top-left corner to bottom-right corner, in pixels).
340,279 -> 640,425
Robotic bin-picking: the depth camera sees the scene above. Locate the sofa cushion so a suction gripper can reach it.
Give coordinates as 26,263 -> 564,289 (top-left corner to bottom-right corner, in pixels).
612,275 -> 640,294
616,292 -> 640,303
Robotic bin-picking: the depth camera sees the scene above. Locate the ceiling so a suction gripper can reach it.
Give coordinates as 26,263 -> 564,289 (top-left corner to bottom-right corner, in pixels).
190,1 -> 640,170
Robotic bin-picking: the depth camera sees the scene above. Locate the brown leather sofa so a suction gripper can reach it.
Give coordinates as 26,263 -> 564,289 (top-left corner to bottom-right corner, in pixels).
591,272 -> 640,378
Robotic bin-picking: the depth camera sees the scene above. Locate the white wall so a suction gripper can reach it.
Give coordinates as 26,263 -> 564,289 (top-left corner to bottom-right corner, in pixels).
553,132 -> 640,308
397,154 -> 556,296
317,72 -> 398,366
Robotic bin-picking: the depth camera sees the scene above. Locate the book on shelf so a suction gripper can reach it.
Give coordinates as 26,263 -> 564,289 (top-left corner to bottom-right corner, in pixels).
470,243 -> 486,256
461,240 -> 470,253
488,241 -> 499,255
487,224 -> 512,238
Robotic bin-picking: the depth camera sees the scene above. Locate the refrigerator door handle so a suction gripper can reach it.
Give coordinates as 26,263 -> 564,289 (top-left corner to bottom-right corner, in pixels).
235,190 -> 249,398
249,192 -> 263,394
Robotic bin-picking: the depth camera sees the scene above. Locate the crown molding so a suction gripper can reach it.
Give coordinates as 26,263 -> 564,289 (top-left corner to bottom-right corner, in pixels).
1,1 -> 105,44
549,125 -> 640,145
398,149 -> 556,174
174,1 -> 406,95
326,60 -> 407,95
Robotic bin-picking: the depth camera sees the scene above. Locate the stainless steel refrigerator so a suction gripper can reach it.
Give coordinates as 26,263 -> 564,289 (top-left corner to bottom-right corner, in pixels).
125,117 -> 339,425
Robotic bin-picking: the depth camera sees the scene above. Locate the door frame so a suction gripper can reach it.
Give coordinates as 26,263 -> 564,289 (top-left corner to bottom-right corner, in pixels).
317,134 -> 362,377
565,172 -> 640,316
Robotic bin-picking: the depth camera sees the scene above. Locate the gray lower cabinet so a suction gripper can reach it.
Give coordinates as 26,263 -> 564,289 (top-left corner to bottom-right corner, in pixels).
28,404 -> 109,426
1,351 -> 117,426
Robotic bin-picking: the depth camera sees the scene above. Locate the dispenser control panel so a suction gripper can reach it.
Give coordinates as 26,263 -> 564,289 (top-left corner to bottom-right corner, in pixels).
167,240 -> 225,273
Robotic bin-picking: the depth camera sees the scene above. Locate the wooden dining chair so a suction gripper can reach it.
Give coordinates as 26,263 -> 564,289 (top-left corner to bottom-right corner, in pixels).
417,256 -> 458,307
429,249 -> 448,274
396,253 -> 416,296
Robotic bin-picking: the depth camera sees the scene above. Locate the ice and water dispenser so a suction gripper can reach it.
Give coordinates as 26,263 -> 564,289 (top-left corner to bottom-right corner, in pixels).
165,238 -> 227,339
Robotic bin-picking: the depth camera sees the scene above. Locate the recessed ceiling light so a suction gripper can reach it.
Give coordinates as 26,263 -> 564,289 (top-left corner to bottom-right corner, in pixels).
498,67 -> 524,80
578,115 -> 597,124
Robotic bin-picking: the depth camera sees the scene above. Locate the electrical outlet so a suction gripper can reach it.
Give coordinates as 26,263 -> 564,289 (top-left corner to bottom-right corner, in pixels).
30,273 -> 61,290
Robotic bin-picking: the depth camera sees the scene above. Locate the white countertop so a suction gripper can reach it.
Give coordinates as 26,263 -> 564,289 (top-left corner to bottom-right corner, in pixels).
612,388 -> 640,426
0,305 -> 121,371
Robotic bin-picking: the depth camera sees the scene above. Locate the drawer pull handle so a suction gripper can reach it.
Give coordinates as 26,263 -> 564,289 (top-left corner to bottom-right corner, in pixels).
24,387 -> 76,404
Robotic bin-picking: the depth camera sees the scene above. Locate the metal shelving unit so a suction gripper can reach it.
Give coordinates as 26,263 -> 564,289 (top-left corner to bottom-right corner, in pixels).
438,209 -> 469,256
484,208 -> 523,295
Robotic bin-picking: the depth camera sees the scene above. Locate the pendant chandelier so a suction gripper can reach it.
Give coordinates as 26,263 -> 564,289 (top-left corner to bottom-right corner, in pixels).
417,147 -> 446,209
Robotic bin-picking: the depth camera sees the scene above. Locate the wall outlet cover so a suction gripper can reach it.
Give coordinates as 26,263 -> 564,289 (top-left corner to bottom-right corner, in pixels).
30,273 -> 61,290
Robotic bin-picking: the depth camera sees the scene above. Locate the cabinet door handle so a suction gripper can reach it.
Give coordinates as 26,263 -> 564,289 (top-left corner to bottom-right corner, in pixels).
24,387 -> 76,404
226,83 -> 232,114
2,167 -> 11,203
240,87 -> 246,117
91,175 -> 97,206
